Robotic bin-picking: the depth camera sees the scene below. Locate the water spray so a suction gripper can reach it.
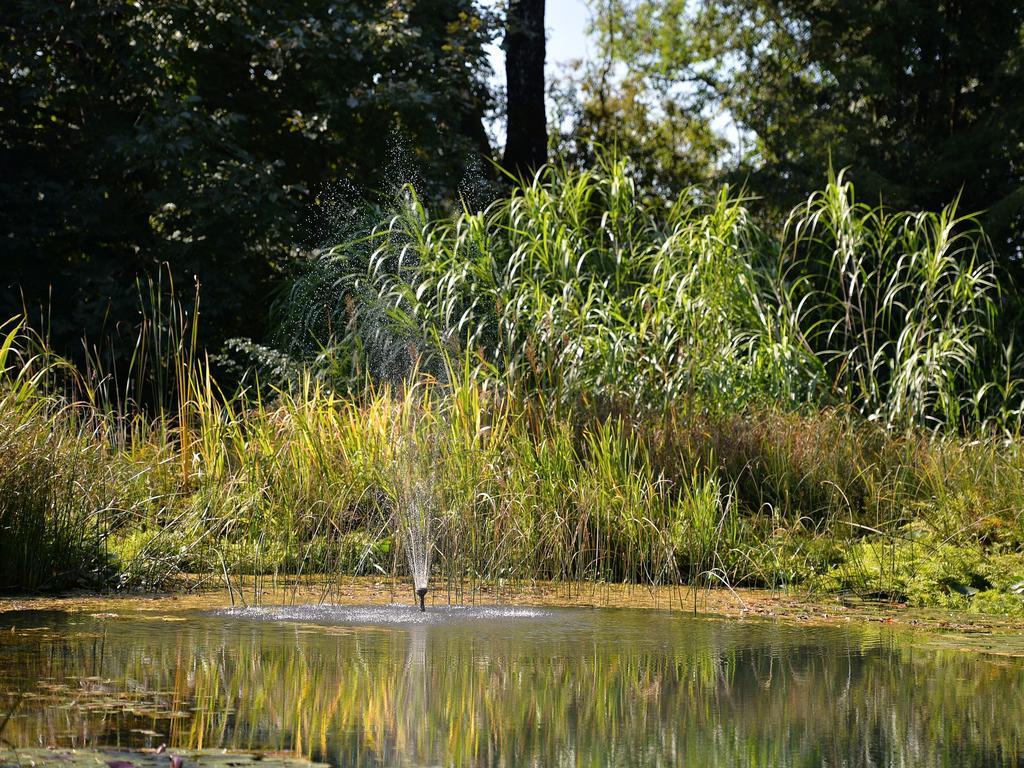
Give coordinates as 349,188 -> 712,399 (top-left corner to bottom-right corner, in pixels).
393,433 -> 435,616
399,472 -> 433,615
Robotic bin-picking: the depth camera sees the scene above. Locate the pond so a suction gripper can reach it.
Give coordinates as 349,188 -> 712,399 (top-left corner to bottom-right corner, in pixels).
1,602 -> 1023,767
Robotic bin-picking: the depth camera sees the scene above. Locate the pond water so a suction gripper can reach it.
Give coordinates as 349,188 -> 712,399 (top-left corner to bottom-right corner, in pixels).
1,603 -> 1022,767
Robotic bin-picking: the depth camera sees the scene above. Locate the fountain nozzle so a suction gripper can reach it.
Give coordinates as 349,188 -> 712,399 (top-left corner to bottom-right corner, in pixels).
416,586 -> 428,612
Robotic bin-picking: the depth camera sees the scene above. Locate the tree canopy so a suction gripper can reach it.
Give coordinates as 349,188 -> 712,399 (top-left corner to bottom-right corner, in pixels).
579,0 -> 1024,250
5,0 -> 1024,362
1,0 -> 495,353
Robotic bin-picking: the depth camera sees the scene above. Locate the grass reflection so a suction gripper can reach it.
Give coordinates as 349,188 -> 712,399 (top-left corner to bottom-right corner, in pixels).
0,611 -> 1022,767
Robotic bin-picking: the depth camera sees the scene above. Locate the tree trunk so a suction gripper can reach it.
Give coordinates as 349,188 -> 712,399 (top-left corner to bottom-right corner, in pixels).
502,0 -> 547,179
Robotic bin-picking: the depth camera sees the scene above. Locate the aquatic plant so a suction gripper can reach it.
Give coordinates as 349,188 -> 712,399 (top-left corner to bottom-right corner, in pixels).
0,162 -> 1022,610
285,159 -> 1008,431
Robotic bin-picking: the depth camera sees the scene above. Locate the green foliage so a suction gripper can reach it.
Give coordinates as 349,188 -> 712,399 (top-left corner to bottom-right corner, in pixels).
4,304 -> 1024,610
287,160 -> 1006,430
287,160 -> 803,412
782,170 -> 1000,429
1,160 -> 1023,611
0,0 -> 495,357
815,538 -> 1024,615
549,72 -> 726,195
0,322 -> 122,590
579,1 -> 1024,260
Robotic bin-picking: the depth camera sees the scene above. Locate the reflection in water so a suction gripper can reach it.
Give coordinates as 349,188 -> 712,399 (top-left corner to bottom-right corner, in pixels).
219,604 -> 551,625
0,607 -> 1022,767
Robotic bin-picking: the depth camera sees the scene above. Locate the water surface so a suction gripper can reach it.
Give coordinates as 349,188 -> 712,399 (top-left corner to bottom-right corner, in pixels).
1,603 -> 1022,767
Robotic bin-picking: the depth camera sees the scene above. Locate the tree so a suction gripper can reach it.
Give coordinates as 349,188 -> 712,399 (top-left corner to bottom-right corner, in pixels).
587,1 -> 1024,253
502,0 -> 547,178
726,2 -> 1024,233
0,0 -> 496,358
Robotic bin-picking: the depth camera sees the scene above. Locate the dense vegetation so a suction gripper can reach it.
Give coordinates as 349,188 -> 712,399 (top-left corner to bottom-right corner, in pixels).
3,1 -> 1024,613
6,2 -> 1024,361
286,160 -> 1007,431
571,1 -> 1024,241
2,162 -> 1023,614
1,0 -> 495,354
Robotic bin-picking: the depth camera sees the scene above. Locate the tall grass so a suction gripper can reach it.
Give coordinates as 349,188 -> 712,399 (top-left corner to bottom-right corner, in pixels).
2,331 -> 1022,607
1,160 -> 1022,609
284,159 -> 1008,431
0,319 -> 120,589
285,163 -> 806,415
781,171 -> 1000,429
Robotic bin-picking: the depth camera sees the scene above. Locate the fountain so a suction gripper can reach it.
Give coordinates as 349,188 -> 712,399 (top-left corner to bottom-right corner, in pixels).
217,429 -> 549,623
394,450 -> 434,613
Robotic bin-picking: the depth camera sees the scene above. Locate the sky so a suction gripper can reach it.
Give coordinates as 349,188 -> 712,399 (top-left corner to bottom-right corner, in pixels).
482,0 -> 594,142
545,0 -> 593,69
482,1 -> 746,160
484,0 -> 594,79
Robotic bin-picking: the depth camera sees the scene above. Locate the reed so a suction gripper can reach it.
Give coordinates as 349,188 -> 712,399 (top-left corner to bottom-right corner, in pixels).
285,160 -> 1008,430
0,160 -> 1021,610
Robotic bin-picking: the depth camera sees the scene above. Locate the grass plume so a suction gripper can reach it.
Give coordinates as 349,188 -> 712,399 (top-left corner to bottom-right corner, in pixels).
0,160 -> 1022,613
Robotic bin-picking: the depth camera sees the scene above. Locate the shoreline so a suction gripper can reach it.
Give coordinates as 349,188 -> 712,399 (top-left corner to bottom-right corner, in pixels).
3,577 -> 1024,655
